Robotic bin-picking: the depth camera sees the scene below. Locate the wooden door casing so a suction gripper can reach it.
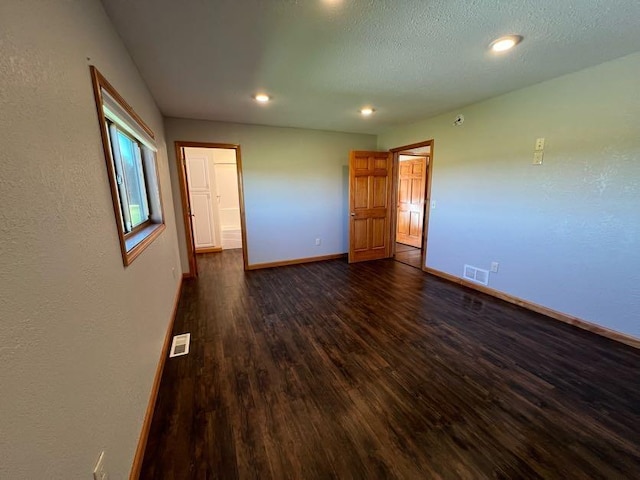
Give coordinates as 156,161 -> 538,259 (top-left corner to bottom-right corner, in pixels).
177,146 -> 198,276
175,141 -> 250,276
349,151 -> 393,263
396,157 -> 427,248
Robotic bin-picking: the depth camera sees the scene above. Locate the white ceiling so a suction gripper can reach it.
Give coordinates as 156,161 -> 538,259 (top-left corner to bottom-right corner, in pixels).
101,0 -> 640,135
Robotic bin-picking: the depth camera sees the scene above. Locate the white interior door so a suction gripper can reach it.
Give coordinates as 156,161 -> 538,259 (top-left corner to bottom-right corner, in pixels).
185,152 -> 217,249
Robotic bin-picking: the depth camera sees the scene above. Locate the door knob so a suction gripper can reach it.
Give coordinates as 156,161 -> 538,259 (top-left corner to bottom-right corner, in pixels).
350,212 -> 356,216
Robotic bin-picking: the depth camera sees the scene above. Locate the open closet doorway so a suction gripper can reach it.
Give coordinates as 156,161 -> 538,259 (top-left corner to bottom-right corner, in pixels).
176,142 -> 248,276
391,140 -> 433,270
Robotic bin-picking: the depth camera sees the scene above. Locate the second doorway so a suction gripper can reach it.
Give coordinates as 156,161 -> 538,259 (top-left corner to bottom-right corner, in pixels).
393,143 -> 431,269
183,146 -> 243,254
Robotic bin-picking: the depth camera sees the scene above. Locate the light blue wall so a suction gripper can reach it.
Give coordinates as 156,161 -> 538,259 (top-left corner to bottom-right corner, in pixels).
164,119 -> 376,267
378,52 -> 640,338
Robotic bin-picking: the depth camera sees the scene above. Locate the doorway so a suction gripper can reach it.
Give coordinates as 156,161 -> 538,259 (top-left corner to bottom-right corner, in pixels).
390,141 -> 433,270
175,142 -> 248,276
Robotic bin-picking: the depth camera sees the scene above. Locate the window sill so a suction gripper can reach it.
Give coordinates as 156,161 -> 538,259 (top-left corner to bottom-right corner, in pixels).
123,222 -> 166,266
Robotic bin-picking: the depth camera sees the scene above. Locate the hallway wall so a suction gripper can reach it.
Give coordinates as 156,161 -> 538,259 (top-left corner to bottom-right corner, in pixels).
0,0 -> 182,477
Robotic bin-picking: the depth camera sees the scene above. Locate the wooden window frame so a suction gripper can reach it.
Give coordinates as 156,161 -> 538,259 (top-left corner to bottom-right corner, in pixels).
90,66 -> 165,266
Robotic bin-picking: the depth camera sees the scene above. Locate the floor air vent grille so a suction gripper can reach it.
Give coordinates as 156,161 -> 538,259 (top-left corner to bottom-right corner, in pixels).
169,333 -> 191,358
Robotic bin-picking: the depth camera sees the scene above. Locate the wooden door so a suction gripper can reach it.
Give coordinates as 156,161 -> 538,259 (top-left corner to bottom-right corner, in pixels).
349,151 -> 393,263
396,157 -> 427,248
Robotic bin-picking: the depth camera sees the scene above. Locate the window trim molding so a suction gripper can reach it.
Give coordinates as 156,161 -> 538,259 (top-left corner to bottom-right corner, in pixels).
90,66 -> 165,266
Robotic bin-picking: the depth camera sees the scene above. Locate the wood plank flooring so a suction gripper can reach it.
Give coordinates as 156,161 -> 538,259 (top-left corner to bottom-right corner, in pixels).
394,243 -> 422,269
141,250 -> 640,479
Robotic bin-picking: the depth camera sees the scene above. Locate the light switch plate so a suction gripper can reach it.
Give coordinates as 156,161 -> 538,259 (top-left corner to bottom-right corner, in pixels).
535,137 -> 545,151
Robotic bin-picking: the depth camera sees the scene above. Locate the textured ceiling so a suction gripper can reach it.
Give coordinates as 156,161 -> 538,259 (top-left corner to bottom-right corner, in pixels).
101,0 -> 640,134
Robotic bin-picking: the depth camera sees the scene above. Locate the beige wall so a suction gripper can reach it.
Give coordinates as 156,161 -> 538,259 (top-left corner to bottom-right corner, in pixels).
164,118 -> 377,269
2,2 -> 637,477
379,52 -> 640,338
0,0 -> 182,478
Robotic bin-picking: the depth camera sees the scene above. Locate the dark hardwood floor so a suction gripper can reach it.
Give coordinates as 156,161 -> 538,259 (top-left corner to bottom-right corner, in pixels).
141,250 -> 640,479
394,242 -> 422,269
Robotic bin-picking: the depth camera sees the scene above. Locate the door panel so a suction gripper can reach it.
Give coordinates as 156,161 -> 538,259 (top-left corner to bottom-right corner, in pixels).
396,156 -> 427,248
374,157 -> 388,170
410,211 -> 421,237
372,218 -> 387,248
411,178 -> 423,204
398,211 -> 410,235
354,156 -> 369,170
399,178 -> 410,203
186,155 -> 209,190
354,177 -> 369,209
349,151 -> 393,263
372,176 -> 387,208
190,192 -> 215,247
353,219 -> 368,251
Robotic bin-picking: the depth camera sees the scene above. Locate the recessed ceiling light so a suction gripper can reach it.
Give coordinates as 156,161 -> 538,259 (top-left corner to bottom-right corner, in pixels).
490,35 -> 523,53
360,107 -> 375,116
254,93 -> 270,103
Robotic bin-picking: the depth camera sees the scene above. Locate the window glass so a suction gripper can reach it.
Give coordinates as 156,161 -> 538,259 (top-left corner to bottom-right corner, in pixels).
116,129 -> 150,229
